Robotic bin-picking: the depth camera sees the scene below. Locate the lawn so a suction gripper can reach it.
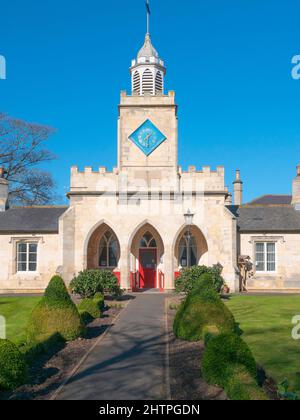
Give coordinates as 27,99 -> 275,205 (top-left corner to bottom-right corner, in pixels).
226,295 -> 300,393
0,297 -> 41,345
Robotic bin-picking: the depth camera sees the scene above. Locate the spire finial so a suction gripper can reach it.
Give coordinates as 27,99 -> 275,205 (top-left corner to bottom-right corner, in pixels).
146,0 -> 151,34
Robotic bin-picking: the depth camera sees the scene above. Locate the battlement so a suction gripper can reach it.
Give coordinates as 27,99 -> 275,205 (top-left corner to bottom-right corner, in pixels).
70,164 -> 226,195
119,90 -> 176,108
179,165 -> 225,176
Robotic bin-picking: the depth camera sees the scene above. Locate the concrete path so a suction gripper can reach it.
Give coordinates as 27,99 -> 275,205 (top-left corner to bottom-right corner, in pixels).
56,293 -> 168,400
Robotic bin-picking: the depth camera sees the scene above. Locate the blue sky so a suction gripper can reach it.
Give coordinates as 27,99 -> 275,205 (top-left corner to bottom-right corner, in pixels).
1,0 -> 300,203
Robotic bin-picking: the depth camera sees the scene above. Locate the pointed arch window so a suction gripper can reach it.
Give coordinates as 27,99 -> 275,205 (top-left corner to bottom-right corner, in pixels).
142,69 -> 154,94
99,231 -> 120,268
179,233 -> 197,267
155,71 -> 163,94
133,70 -> 141,94
140,232 -> 157,248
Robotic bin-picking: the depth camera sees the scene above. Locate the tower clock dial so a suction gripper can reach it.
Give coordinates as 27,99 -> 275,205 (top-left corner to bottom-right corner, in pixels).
129,119 -> 167,156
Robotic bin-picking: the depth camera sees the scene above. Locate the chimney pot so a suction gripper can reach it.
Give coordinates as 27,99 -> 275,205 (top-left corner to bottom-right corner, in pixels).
233,169 -> 243,205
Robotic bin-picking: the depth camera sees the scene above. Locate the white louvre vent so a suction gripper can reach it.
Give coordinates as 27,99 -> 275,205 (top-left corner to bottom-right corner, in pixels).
142,69 -> 154,94
132,71 -> 141,94
155,71 -> 163,94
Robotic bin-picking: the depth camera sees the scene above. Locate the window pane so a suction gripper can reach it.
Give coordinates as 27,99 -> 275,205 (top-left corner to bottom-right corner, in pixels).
29,263 -> 37,272
255,243 -> 265,271
18,243 -> 27,253
144,233 -> 153,243
18,253 -> 27,262
29,244 -> 37,253
29,253 -> 37,262
109,239 -> 118,267
140,238 -> 148,248
18,262 -> 27,272
256,243 -> 264,253
267,243 -> 276,271
149,239 -> 157,248
99,246 -> 108,267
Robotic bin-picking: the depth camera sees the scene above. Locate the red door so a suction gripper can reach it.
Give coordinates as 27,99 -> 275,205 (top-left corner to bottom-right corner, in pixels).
139,249 -> 157,289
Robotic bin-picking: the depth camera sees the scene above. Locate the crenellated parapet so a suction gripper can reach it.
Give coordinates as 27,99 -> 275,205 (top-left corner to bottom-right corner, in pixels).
70,166 -> 120,192
178,166 -> 225,192
70,164 -> 226,195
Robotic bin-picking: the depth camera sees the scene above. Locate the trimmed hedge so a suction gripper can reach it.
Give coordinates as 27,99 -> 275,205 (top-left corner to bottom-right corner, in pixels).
173,277 -> 236,341
20,333 -> 64,365
226,365 -> 268,400
77,293 -> 105,325
0,339 -> 27,390
70,270 -> 122,299
27,276 -> 84,343
94,292 -> 105,311
201,332 -> 257,389
175,265 -> 225,295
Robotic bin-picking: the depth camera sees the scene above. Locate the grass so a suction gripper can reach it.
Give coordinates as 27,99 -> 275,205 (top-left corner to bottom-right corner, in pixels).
0,297 -> 41,345
226,295 -> 300,393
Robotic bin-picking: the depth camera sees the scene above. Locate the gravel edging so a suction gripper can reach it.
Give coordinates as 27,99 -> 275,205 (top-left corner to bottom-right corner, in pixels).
166,295 -> 227,401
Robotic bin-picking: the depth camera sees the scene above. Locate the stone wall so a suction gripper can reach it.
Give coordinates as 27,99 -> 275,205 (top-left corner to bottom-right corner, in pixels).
240,232 -> 300,290
0,233 -> 60,293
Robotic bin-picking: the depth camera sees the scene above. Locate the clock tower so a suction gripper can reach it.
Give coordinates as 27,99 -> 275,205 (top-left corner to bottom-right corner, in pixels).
118,3 -> 178,189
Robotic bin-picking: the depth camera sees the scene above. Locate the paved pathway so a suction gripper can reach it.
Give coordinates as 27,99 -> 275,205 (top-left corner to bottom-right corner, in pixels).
56,293 -> 168,400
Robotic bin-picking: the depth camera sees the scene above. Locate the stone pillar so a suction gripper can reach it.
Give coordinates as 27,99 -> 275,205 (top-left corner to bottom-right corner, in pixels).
163,244 -> 174,290
233,170 -> 243,206
120,244 -> 131,290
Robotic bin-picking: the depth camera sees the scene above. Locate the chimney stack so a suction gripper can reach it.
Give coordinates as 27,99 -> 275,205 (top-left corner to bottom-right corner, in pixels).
0,167 -> 8,212
233,169 -> 243,206
292,165 -> 300,208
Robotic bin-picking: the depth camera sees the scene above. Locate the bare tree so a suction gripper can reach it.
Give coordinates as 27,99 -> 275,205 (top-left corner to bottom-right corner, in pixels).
0,113 -> 57,205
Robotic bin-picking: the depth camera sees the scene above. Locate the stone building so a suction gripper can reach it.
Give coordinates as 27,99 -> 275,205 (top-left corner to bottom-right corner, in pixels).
1,13 -> 300,294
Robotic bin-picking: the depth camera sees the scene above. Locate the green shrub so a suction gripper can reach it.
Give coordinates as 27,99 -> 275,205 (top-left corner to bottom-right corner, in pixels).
27,276 -> 84,343
70,270 -> 122,299
0,339 -> 27,390
175,265 -> 224,295
93,292 -> 105,311
226,366 -> 268,400
20,333 -> 64,365
77,293 -> 104,325
173,282 -> 236,341
202,332 -> 257,390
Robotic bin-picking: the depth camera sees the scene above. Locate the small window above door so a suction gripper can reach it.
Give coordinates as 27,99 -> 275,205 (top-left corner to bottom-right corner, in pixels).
140,232 -> 157,248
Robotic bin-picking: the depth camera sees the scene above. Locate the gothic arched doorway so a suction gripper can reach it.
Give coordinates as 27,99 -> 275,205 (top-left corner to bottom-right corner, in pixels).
130,223 -> 164,290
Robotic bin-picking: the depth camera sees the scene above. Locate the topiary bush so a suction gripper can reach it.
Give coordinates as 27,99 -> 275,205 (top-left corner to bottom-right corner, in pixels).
27,275 -> 84,343
77,296 -> 103,325
173,279 -> 236,341
201,332 -> 257,390
70,270 -> 122,299
226,365 -> 268,400
93,292 -> 105,311
0,339 -> 27,390
175,265 -> 225,295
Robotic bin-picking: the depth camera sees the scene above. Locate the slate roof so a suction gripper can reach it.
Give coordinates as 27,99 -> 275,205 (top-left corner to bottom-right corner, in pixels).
247,195 -> 292,205
0,207 -> 68,233
228,204 -> 300,232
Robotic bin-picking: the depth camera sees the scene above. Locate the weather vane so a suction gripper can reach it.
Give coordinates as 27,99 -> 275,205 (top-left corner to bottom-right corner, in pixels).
146,0 -> 151,34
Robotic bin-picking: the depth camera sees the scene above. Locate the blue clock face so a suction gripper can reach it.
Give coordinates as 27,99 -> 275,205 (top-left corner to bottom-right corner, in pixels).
129,119 -> 167,156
